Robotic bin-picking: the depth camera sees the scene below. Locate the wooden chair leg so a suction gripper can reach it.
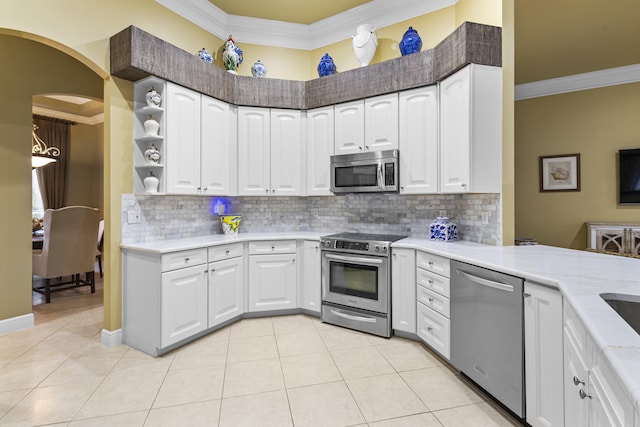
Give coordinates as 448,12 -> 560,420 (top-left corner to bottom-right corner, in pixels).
98,255 -> 103,278
89,271 -> 95,294
45,278 -> 51,303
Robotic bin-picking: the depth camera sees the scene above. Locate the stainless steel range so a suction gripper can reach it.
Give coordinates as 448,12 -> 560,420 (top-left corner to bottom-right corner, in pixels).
320,232 -> 406,337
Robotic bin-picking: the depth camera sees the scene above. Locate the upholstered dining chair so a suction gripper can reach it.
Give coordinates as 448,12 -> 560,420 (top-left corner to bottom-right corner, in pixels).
96,219 -> 104,277
32,206 -> 100,303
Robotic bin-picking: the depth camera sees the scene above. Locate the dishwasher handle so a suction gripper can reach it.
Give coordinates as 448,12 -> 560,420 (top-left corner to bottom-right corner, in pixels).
455,269 -> 514,292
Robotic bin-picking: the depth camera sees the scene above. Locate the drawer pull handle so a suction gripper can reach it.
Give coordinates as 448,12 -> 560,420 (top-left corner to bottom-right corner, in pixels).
225,250 -> 230,255
428,280 -> 434,285
271,246 -> 275,250
428,297 -> 434,303
573,376 -> 585,386
427,326 -> 433,331
428,261 -> 434,266
579,389 -> 591,400
185,257 -> 190,262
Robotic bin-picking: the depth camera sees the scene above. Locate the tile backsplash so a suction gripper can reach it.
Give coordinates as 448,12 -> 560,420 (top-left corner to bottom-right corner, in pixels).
122,193 -> 502,245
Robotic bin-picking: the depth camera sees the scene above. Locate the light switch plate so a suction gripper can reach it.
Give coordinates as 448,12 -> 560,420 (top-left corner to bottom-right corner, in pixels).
127,210 -> 141,224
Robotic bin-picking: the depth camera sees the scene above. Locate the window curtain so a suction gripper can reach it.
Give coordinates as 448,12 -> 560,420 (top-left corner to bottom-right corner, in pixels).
33,115 -> 73,210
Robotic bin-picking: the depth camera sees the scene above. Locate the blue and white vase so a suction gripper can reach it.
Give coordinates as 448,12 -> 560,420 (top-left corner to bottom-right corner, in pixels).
429,217 -> 458,241
222,35 -> 243,74
251,60 -> 267,78
399,26 -> 423,56
197,48 -> 213,63
145,87 -> 162,107
317,53 -> 336,77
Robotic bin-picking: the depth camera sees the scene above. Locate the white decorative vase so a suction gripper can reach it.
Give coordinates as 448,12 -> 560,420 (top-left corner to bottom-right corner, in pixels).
143,116 -> 160,136
145,87 -> 161,107
352,24 -> 378,67
144,144 -> 161,165
143,172 -> 159,194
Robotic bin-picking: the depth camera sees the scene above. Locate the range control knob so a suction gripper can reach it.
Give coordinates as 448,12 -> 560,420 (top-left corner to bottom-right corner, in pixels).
382,246 -> 388,252
374,245 -> 380,252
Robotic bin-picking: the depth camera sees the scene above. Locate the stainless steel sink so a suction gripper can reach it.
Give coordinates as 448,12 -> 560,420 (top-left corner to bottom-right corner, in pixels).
600,293 -> 640,335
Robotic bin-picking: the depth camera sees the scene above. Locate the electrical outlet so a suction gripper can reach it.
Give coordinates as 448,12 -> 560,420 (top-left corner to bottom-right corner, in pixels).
439,210 -> 446,217
482,212 -> 489,225
313,209 -> 319,218
265,209 -> 271,219
127,210 -> 141,224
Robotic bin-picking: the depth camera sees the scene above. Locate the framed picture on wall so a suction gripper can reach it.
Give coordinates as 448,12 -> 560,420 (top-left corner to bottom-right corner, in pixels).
539,153 -> 581,192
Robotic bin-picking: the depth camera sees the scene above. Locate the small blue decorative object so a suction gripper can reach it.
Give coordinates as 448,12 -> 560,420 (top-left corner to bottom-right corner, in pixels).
317,53 -> 336,77
251,60 -> 267,78
399,26 -> 423,56
197,48 -> 213,63
429,217 -> 458,242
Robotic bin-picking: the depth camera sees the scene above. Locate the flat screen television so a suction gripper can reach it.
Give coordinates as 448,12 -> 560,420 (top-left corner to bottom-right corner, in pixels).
619,148 -> 640,204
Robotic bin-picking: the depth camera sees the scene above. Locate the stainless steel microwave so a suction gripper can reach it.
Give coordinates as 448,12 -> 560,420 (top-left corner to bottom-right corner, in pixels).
330,149 -> 399,193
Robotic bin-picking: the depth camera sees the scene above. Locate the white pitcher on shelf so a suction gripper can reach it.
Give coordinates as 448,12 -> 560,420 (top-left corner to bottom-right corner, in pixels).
352,24 -> 378,67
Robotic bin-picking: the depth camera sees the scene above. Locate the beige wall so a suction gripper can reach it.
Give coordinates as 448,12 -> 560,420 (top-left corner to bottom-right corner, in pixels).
65,123 -> 104,215
515,82 -> 640,249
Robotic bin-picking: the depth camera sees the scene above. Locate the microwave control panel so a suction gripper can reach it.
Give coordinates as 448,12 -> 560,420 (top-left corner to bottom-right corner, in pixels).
384,163 -> 395,186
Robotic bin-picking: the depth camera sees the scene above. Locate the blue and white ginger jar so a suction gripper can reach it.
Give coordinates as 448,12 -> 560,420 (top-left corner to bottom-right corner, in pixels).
197,48 -> 213,63
251,60 -> 267,78
429,217 -> 458,241
317,53 -> 336,77
399,26 -> 423,56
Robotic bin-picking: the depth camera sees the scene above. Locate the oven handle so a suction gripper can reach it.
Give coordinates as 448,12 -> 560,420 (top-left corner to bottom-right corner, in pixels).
325,253 -> 384,265
378,162 -> 385,190
456,269 -> 514,292
330,309 -> 377,323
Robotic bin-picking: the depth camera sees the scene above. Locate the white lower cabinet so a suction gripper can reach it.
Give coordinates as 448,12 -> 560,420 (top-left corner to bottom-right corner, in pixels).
524,281 -> 564,427
161,264 -> 208,348
391,248 -> 416,333
208,256 -> 244,328
300,240 -> 321,313
248,242 -> 297,312
417,301 -> 450,359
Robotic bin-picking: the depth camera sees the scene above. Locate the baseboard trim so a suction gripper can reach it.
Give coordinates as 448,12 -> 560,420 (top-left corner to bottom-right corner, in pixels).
101,328 -> 123,347
0,313 -> 34,335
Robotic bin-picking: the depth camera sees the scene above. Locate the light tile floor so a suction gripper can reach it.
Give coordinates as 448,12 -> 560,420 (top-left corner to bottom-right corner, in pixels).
0,281 -> 521,426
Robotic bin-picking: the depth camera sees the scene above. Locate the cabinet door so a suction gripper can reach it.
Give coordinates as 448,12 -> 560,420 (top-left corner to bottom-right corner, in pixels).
165,83 -> 202,194
161,264 -> 208,347
271,109 -> 302,196
524,282 -> 564,427
365,93 -> 398,152
391,248 -> 416,333
201,96 -> 237,195
440,65 -> 471,193
238,107 -> 271,195
564,326 -> 589,427
249,254 -> 297,311
301,241 -> 321,313
208,256 -> 244,327
417,302 -> 450,360
306,106 -> 334,196
398,86 -> 439,194
334,100 -> 365,155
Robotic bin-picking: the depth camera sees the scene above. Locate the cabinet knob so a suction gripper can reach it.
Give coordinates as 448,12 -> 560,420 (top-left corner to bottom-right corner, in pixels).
428,280 -> 434,285
204,269 -> 208,274
400,186 -> 404,191
185,257 -> 190,262
265,189 -> 269,193
523,292 -> 531,298
428,260 -> 434,266
292,258 -> 295,263
197,187 -> 202,191
573,376 -> 585,386
365,145 -> 369,150
359,146 -> 363,150
428,297 -> 434,303
579,389 -> 592,400
315,246 -> 319,251
461,183 -> 467,188
225,250 -> 230,255
203,187 -> 208,191
272,189 -> 275,193
427,326 -> 433,331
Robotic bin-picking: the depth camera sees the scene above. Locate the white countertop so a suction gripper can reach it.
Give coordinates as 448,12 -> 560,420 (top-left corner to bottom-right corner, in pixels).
122,233 -> 640,410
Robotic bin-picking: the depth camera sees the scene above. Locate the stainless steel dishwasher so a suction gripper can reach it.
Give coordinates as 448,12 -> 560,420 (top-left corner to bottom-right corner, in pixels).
450,260 -> 525,418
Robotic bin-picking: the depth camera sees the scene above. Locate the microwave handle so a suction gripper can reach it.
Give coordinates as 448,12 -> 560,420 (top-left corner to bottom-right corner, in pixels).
378,162 -> 385,190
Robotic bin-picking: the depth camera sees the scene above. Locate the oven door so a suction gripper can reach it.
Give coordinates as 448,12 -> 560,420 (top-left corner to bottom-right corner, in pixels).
321,251 -> 389,314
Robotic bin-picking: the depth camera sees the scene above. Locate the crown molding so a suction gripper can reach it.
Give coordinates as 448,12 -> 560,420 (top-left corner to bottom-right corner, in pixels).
155,0 -> 457,50
32,106 -> 104,125
515,64 -> 640,100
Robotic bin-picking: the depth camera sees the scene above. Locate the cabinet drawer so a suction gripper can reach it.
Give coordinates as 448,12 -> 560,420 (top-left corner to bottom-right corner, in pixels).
417,302 -> 450,360
249,240 -> 296,255
416,267 -> 450,298
161,248 -> 208,272
208,243 -> 243,262
417,285 -> 450,318
589,350 -> 634,427
416,251 -> 450,277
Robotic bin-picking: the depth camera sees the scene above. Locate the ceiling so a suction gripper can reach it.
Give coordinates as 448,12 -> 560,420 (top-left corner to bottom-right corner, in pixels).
207,0 -> 371,25
32,95 -> 104,125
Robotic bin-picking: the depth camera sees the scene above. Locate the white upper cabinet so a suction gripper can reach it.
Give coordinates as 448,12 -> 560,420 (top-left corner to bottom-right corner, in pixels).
271,109 -> 303,196
439,64 -> 501,193
238,107 -> 303,196
334,100 -> 365,155
165,83 -> 202,194
201,96 -> 237,196
306,106 -> 334,196
365,93 -> 399,152
398,86 -> 439,194
238,107 -> 271,195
